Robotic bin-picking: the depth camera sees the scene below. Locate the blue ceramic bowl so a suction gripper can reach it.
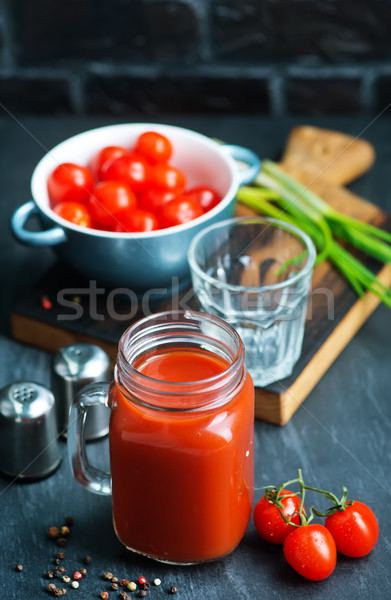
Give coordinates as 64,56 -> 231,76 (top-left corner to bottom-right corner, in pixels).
11,123 -> 260,292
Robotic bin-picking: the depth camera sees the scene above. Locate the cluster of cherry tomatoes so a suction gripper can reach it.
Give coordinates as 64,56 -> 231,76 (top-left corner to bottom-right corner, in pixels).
47,131 -> 222,233
253,472 -> 379,581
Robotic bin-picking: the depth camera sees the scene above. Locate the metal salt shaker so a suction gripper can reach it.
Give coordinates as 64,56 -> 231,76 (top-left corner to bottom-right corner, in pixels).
0,382 -> 62,479
51,343 -> 111,441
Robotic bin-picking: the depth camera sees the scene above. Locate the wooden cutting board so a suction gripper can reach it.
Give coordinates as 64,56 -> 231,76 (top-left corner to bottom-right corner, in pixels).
10,126 -> 391,425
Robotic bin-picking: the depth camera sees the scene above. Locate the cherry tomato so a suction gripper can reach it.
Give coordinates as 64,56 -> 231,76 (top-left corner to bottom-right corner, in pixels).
88,181 -> 137,229
89,145 -> 129,181
134,131 -> 173,164
325,501 -> 379,558
283,524 -> 337,581
253,490 -> 303,544
53,201 -> 92,228
102,153 -> 151,195
47,163 -> 94,206
114,209 -> 159,233
159,197 -> 204,228
152,163 -> 186,194
138,187 -> 177,214
183,185 -> 221,212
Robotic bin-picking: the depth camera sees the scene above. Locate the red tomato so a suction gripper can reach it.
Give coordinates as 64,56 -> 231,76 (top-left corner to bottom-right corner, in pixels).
325,501 -> 379,558
283,524 -> 337,581
134,131 -> 173,164
102,153 -> 151,195
53,201 -> 92,228
88,181 -> 137,229
47,163 -> 94,206
89,145 -> 129,181
159,197 -> 204,228
183,185 -> 222,212
138,187 -> 177,214
253,490 -> 303,544
152,163 -> 186,194
114,209 -> 159,233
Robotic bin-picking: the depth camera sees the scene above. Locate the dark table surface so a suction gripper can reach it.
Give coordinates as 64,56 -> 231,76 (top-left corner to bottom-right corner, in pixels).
0,114 -> 390,600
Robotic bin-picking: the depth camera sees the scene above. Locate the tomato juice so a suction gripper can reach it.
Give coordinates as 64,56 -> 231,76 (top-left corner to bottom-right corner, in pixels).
109,348 -> 254,564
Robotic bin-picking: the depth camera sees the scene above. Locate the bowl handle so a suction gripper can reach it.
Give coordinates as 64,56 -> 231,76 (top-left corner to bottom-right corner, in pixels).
222,144 -> 261,186
11,201 -> 67,246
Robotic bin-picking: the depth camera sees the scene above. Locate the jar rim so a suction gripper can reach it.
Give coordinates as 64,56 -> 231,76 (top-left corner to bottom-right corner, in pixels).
115,310 -> 246,411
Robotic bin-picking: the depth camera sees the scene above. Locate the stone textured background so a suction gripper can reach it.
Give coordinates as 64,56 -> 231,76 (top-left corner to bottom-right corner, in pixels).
1,0 -> 391,115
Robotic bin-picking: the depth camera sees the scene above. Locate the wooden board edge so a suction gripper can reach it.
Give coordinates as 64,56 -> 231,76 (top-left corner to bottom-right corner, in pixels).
254,262 -> 391,425
10,313 -> 118,367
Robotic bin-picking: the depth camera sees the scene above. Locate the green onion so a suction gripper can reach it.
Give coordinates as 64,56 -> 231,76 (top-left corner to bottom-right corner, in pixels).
237,160 -> 391,308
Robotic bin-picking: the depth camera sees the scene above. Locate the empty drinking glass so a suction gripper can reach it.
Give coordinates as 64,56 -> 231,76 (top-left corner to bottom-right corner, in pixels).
188,217 -> 316,387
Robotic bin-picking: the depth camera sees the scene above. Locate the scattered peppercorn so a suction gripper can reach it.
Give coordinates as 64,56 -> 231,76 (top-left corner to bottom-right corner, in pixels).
46,570 -> 55,579
61,589 -> 67,596
56,552 -> 65,560
71,581 -> 79,589
100,593 -> 109,600
138,576 -> 147,585
65,516 -> 74,527
62,576 -> 71,584
53,587 -> 64,597
103,572 -> 113,581
48,527 -> 60,539
111,582 -> 119,591
127,582 -> 137,591
57,537 -> 67,547
140,582 -> 150,591
153,578 -> 161,586
57,566 -> 66,574
169,586 -> 178,594
15,564 -> 24,572
73,571 -> 83,580
60,526 -> 70,537
47,583 -> 57,593
111,577 -> 119,584
120,579 -> 130,587
55,558 -> 61,566
83,555 -> 92,565
138,592 -> 147,599
41,295 -> 53,310
119,592 -> 130,600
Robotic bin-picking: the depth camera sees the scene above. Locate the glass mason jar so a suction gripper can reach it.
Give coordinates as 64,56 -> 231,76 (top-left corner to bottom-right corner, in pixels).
67,310 -> 254,565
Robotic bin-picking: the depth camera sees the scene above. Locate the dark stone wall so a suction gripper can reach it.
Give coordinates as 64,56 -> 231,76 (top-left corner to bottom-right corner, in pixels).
0,0 -> 391,115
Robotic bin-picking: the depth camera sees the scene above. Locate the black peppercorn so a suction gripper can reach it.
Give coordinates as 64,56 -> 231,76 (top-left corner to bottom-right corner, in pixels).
169,585 -> 178,594
103,572 -> 113,581
46,582 -> 57,593
46,570 -> 55,579
57,537 -> 67,547
111,582 -> 119,591
56,552 -> 65,560
140,582 -> 150,591
80,567 -> 87,576
83,555 -> 92,565
64,516 -> 74,527
138,591 -> 147,599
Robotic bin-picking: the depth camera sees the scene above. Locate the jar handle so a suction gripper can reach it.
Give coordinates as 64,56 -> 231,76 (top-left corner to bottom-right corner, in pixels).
67,382 -> 112,496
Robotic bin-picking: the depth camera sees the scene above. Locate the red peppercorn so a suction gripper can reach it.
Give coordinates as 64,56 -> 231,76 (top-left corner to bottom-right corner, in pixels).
137,576 -> 147,585
73,571 -> 83,580
41,295 -> 53,310
120,579 -> 130,587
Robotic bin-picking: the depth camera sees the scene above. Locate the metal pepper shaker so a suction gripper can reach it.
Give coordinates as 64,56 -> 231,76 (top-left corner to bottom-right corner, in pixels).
0,382 -> 62,479
51,343 -> 111,441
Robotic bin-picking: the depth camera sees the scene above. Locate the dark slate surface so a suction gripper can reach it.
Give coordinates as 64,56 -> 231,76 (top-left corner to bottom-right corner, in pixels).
0,115 -> 391,599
